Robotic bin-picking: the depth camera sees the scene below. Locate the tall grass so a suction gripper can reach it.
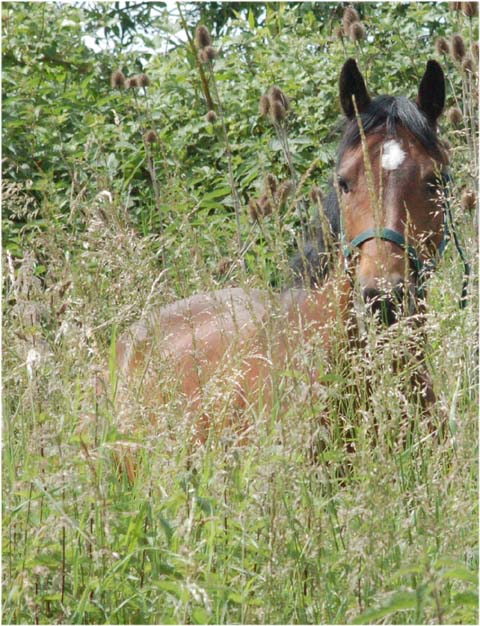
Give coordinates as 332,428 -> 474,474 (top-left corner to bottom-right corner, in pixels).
3,7 -> 478,626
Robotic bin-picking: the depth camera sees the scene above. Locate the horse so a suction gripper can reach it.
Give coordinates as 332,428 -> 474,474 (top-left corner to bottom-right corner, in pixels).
109,58 -> 466,479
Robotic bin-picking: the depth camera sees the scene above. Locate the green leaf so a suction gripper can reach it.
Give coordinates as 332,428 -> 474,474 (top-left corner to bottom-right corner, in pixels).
352,591 -> 418,624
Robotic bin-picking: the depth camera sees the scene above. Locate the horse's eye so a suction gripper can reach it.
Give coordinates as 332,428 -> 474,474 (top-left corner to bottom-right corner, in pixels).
337,176 -> 350,194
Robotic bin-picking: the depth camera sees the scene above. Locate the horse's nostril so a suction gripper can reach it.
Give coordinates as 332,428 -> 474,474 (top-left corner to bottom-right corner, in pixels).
362,287 -> 398,325
362,287 -> 381,305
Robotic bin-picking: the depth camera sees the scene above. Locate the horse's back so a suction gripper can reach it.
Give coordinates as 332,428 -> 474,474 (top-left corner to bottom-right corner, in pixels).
114,286 -> 274,407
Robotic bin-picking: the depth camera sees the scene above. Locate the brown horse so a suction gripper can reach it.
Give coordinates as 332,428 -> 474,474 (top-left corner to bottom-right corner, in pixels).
111,59 -> 458,475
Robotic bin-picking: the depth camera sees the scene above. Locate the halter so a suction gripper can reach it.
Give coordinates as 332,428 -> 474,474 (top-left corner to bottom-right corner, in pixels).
341,172 -> 470,307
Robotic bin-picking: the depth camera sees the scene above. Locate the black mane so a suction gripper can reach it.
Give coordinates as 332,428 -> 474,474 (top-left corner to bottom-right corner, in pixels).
290,95 -> 445,287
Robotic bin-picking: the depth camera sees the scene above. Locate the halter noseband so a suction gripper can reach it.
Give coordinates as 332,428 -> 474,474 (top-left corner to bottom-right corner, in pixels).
341,172 -> 470,307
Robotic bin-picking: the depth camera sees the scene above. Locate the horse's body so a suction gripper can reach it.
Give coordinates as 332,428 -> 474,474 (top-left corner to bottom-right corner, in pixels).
112,58 -> 458,459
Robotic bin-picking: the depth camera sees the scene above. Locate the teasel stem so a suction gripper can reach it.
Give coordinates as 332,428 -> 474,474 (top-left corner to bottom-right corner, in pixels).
206,62 -> 244,257
143,134 -> 167,266
273,120 -> 309,243
177,3 -> 215,111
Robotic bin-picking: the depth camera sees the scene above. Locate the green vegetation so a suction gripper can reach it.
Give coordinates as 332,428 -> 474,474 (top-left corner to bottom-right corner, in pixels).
3,2 -> 478,624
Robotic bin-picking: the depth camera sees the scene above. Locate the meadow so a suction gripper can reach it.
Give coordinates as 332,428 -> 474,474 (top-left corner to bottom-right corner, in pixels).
2,2 -> 478,623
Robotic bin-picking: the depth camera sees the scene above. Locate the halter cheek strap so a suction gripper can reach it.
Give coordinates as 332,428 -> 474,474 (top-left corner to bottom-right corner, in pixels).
341,172 -> 470,308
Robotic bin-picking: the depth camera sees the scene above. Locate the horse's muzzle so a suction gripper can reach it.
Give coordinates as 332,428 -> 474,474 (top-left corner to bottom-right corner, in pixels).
362,283 -> 409,326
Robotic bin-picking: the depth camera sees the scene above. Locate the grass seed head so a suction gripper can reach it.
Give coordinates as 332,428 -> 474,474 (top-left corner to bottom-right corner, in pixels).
111,70 -> 126,90
435,36 -> 450,56
349,21 -> 366,42
195,24 -> 212,49
451,34 -> 466,61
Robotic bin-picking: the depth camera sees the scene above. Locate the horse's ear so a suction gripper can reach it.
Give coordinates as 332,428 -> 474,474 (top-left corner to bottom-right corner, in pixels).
339,58 -> 371,119
417,60 -> 445,124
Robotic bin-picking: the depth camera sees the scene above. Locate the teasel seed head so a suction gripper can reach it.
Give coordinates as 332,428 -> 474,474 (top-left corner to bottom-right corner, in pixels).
277,180 -> 294,207
349,21 -> 366,42
258,194 -> 273,217
451,34 -> 466,61
461,2 -> 478,17
215,257 -> 230,276
111,70 -> 126,89
144,129 -> 158,144
309,186 -> 324,206
435,36 -> 450,56
462,54 -> 474,74
268,86 -> 290,111
342,6 -> 360,34
264,173 -> 278,195
334,26 -> 344,40
270,100 -> 286,123
447,106 -> 463,126
259,94 -> 271,117
441,138 -> 452,154
125,76 -> 139,89
204,46 -> 218,62
461,188 -> 477,212
448,2 -> 462,10
137,73 -> 150,88
248,197 -> 261,221
472,42 -> 479,65
206,110 -> 217,123
195,25 -> 212,49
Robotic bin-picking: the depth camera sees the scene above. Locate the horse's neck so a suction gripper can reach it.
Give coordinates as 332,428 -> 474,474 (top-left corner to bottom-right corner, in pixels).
280,276 -> 351,344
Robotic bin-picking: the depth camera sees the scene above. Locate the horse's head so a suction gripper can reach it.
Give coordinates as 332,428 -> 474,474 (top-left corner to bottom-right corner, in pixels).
337,58 -> 449,325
